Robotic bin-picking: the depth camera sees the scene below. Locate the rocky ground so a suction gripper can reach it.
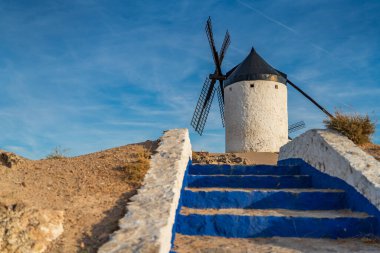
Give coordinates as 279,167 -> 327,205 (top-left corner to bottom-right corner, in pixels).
192,152 -> 248,165
0,203 -> 64,253
0,140 -> 158,253
193,142 -> 380,164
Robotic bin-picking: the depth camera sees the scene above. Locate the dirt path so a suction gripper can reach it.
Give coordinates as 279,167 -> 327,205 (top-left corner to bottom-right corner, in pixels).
0,140 -> 158,253
174,234 -> 380,253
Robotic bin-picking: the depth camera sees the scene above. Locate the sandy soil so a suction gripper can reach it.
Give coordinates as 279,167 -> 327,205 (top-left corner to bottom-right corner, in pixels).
193,142 -> 380,165
0,140 -> 158,253
173,234 -> 380,253
192,151 -> 278,165
192,152 -> 248,165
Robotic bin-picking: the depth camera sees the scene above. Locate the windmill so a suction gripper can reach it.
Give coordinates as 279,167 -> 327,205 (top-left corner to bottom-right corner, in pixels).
191,17 -> 332,153
190,17 -> 230,135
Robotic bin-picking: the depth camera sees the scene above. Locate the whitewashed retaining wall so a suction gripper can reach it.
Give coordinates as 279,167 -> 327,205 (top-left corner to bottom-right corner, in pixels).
99,129 -> 192,253
279,129 -> 380,210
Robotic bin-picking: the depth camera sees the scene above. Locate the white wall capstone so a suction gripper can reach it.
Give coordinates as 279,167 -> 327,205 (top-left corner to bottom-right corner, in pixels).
99,128 -> 192,253
279,129 -> 380,210
224,80 -> 288,153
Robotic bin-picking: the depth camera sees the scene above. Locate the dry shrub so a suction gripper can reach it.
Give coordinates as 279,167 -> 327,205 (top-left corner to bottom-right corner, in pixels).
124,147 -> 150,186
323,111 -> 376,145
46,146 -> 69,159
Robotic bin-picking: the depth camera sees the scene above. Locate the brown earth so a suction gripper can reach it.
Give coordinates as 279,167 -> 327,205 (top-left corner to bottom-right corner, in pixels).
174,234 -> 380,253
0,140 -> 158,253
192,152 -> 248,165
193,142 -> 380,165
192,151 -> 278,165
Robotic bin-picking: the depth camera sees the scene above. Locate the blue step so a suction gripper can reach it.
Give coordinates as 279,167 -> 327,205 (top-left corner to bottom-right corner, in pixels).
187,175 -> 312,188
173,163 -> 379,244
176,209 -> 376,238
189,164 -> 300,175
182,188 -> 346,210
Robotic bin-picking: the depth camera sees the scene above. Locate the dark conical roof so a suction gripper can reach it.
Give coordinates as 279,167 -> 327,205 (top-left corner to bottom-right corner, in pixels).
224,48 -> 287,87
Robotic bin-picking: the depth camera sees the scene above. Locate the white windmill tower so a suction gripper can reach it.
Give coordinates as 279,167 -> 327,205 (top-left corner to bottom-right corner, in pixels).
191,17 -> 332,153
223,48 -> 288,152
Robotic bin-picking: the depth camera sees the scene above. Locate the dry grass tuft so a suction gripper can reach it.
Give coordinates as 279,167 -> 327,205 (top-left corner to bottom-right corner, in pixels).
46,146 -> 69,159
123,148 -> 151,187
324,111 -> 376,145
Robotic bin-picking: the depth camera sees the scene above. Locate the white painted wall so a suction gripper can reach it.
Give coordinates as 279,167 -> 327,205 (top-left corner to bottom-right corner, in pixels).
99,129 -> 192,253
224,80 -> 288,153
279,129 -> 380,211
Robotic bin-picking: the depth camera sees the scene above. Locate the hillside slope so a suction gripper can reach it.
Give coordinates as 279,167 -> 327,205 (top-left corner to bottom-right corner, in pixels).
0,140 -> 158,253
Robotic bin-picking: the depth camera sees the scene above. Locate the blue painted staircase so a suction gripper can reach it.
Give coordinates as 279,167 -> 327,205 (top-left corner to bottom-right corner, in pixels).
173,163 -> 378,243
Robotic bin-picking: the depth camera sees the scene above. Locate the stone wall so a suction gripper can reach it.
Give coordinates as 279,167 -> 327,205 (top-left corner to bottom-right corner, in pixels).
99,129 -> 192,253
279,129 -> 380,211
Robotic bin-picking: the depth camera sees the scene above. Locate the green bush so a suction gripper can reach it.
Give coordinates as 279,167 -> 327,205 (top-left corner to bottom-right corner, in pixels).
323,111 -> 376,145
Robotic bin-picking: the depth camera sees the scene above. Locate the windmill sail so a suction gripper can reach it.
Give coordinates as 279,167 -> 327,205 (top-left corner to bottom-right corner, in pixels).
206,17 -> 221,74
191,78 -> 216,135
216,84 -> 225,126
219,31 -> 230,64
288,121 -> 305,133
191,17 -> 230,135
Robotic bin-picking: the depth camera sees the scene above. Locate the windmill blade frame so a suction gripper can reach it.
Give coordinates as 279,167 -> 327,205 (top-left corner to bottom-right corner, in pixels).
205,17 -> 223,75
216,83 -> 225,127
288,121 -> 305,133
219,30 -> 230,64
191,78 -> 217,135
191,17 -> 230,135
217,31 -> 230,103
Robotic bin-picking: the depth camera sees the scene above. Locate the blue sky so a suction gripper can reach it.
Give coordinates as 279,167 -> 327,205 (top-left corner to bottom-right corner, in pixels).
1,0 -> 379,159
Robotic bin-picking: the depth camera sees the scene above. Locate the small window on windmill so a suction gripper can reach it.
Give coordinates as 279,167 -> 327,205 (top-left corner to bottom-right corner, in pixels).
229,87 -> 232,91
250,83 -> 254,88
275,84 -> 278,89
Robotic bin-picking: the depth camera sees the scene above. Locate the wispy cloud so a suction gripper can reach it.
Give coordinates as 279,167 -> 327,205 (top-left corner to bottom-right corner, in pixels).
236,0 -> 362,73
0,0 -> 379,158
237,0 -> 299,35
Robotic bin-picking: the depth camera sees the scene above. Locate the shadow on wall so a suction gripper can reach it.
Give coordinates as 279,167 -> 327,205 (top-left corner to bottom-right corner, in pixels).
79,190 -> 137,253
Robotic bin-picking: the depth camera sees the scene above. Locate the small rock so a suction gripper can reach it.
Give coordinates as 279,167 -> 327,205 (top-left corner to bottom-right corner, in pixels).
0,202 -> 64,253
0,150 -> 27,168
